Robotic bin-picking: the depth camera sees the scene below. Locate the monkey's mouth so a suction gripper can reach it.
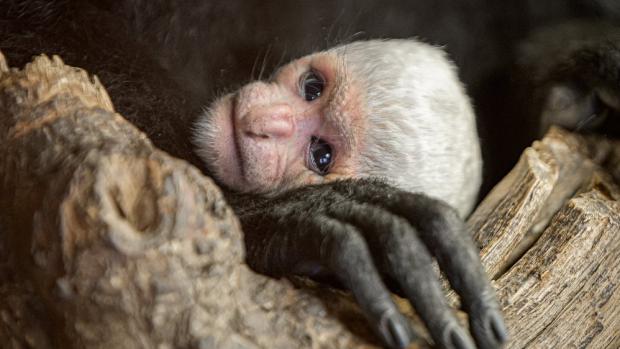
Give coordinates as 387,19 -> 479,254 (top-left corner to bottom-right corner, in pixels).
229,95 -> 247,182
228,94 -> 287,194
229,98 -> 271,194
220,93 -> 272,194
204,93 -> 248,193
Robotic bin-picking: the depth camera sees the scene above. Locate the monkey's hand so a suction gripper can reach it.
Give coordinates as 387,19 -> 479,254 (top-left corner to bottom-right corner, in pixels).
231,179 -> 508,349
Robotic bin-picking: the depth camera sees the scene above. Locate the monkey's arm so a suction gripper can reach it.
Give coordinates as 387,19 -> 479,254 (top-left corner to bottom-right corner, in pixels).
231,179 -> 507,349
517,21 -> 620,137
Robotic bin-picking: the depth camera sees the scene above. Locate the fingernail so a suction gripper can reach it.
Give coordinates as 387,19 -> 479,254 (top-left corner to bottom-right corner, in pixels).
488,311 -> 509,344
448,328 -> 476,349
385,315 -> 412,349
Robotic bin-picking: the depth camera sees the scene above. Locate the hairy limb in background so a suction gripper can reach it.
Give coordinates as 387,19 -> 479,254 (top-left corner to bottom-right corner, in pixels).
517,21 -> 620,137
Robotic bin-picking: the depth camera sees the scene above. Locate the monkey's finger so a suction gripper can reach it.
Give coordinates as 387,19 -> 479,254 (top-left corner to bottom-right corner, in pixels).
388,194 -> 508,349
400,195 -> 507,349
329,181 -> 508,348
241,212 -> 414,349
317,218 -> 416,349
327,201 -> 476,349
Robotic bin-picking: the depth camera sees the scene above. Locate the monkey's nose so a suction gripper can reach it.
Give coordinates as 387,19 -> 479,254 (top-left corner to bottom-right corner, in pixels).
241,104 -> 295,139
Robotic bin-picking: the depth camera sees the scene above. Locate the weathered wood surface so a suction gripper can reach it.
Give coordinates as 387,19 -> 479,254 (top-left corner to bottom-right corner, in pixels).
469,128 -> 620,348
0,52 -> 618,348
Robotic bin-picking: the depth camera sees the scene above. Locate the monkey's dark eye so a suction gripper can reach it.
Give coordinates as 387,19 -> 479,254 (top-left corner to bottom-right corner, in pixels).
300,70 -> 325,102
308,136 -> 333,175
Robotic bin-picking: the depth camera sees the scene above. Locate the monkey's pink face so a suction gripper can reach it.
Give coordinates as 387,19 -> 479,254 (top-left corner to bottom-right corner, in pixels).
199,52 -> 366,194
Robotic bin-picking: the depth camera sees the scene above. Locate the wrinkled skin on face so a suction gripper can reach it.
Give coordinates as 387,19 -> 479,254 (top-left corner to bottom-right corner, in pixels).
195,51 -> 367,195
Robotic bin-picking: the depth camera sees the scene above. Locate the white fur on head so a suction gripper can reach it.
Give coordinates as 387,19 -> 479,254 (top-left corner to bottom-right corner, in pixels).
332,39 -> 482,216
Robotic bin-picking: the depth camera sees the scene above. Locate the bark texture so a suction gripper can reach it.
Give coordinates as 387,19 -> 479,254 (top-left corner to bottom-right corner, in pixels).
0,52 -> 618,348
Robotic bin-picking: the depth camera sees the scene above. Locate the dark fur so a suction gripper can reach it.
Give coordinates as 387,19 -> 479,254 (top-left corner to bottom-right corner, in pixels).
1,0 -> 203,166
232,178 -> 505,349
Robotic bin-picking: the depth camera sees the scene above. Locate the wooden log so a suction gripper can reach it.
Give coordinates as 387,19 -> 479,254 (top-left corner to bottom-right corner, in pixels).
0,51 -> 618,348
470,127 -> 620,348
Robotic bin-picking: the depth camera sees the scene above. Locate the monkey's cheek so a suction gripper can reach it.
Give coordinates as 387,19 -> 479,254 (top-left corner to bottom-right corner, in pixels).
212,164 -> 246,193
207,141 -> 246,193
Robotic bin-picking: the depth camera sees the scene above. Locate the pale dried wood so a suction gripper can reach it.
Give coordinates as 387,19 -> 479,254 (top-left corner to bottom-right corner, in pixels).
469,127 -> 620,348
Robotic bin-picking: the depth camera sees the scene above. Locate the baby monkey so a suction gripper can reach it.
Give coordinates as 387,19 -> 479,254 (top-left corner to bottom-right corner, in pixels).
194,39 -> 505,349
195,39 -> 482,217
